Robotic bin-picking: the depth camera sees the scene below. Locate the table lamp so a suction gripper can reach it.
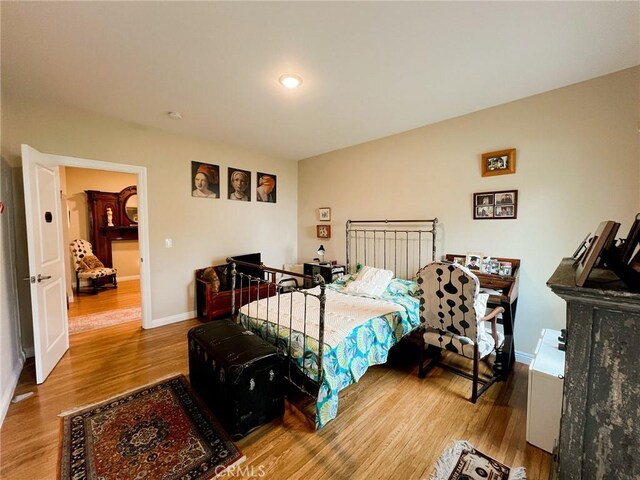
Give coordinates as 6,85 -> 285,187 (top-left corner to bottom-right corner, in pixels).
317,245 -> 326,264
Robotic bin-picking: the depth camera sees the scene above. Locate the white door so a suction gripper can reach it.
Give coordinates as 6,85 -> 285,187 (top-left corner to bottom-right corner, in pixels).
22,144 -> 69,383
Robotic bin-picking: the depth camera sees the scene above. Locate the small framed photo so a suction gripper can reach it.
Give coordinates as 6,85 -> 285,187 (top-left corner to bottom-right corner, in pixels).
319,207 -> 331,221
473,190 -> 518,220
499,262 -> 513,276
464,253 -> 483,271
481,148 -> 516,177
317,224 -> 331,238
452,256 -> 466,266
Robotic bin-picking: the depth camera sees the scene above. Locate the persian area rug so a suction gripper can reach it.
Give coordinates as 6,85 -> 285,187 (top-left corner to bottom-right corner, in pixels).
69,306 -> 141,334
59,375 -> 245,480
431,441 -> 526,480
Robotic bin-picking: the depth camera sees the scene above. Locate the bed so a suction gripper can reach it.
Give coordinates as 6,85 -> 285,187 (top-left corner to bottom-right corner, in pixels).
229,218 -> 438,428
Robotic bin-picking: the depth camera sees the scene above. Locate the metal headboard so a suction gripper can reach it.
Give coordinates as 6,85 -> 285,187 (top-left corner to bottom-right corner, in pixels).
345,218 -> 438,280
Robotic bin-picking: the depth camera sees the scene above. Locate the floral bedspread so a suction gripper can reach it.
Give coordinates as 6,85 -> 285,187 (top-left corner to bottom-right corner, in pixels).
238,278 -> 420,429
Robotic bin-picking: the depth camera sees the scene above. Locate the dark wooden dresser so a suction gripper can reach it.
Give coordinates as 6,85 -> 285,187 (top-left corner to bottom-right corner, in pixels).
547,258 -> 640,480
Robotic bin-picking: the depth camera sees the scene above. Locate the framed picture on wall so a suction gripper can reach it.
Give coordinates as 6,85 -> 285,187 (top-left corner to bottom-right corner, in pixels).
191,161 -> 220,199
319,207 -> 331,221
473,190 -> 518,219
481,148 -> 516,177
317,225 -> 331,238
228,168 -> 251,201
256,172 -> 277,203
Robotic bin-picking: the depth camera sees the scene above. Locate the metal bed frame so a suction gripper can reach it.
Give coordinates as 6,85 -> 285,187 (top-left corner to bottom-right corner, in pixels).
228,217 -> 439,426
346,218 -> 438,279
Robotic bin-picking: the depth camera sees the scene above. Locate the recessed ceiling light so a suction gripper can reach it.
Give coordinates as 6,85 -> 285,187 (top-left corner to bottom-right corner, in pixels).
278,74 -> 303,89
167,111 -> 183,120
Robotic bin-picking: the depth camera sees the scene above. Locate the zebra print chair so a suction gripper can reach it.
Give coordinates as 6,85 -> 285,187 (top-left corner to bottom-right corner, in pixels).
417,261 -> 504,402
69,239 -> 117,294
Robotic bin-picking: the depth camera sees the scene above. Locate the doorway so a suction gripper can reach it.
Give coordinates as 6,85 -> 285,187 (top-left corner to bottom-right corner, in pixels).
48,152 -> 151,333
22,147 -> 151,384
63,166 -> 141,334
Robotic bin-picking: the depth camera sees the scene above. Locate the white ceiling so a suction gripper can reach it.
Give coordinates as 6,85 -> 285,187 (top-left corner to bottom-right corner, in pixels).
2,2 -> 639,160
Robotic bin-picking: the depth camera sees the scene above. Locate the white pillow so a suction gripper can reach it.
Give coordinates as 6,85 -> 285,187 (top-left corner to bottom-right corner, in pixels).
344,266 -> 394,296
342,280 -> 377,296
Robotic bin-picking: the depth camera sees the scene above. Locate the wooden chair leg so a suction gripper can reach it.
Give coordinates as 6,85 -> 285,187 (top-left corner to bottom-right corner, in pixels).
472,345 -> 479,403
418,333 -> 426,378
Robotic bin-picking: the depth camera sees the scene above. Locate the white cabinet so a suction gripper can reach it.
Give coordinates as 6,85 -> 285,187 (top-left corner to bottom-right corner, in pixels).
526,328 -> 565,453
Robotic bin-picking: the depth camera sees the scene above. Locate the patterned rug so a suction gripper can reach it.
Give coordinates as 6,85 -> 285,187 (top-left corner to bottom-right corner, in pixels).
58,375 -> 245,480
69,306 -> 141,334
431,441 -> 526,480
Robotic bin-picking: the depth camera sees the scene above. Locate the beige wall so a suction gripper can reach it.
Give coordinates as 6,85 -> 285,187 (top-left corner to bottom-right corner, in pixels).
298,67 -> 640,356
64,167 -> 139,280
2,95 -> 298,350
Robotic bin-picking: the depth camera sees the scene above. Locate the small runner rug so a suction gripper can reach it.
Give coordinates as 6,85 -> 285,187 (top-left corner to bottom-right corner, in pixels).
431,441 -> 526,480
58,375 -> 245,480
69,306 -> 141,334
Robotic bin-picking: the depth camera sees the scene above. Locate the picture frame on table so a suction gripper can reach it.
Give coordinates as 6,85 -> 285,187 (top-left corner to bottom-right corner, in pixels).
452,256 -> 466,266
575,221 -> 618,287
621,213 -> 640,264
481,148 -> 516,177
319,207 -> 331,221
499,262 -> 513,276
473,190 -> 518,220
464,253 -> 483,272
572,233 -> 592,262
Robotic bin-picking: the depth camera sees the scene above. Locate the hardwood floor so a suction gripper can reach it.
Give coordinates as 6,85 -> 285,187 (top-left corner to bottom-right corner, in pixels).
0,319 -> 551,479
68,279 -> 141,317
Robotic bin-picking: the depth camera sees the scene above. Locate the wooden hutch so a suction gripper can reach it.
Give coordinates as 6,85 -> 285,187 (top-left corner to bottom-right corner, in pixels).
85,185 -> 138,268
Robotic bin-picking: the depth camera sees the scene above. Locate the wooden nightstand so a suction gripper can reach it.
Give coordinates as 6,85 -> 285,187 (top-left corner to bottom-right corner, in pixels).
303,263 -> 346,288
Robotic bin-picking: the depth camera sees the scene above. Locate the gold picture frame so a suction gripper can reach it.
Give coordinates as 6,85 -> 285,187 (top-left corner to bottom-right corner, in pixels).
481,148 -> 516,177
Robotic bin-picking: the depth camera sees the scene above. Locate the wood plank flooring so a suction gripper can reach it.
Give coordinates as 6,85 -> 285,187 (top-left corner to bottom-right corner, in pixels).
1,316 -> 551,479
68,279 -> 141,317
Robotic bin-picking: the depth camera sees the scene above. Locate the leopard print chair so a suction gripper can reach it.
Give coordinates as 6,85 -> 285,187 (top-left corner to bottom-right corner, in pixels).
69,239 -> 117,294
417,261 -> 504,403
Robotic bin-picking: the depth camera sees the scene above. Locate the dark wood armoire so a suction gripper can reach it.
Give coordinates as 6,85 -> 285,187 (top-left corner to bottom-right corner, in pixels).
547,258 -> 640,480
85,185 -> 138,268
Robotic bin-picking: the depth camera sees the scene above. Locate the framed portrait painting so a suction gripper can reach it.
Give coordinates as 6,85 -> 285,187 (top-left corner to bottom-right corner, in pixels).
191,161 -> 220,199
228,168 -> 251,201
256,172 -> 277,203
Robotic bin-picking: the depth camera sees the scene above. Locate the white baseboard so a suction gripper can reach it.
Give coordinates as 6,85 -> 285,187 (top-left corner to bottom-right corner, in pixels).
0,353 -> 25,427
515,350 -> 534,366
149,310 -> 197,329
24,346 -> 34,359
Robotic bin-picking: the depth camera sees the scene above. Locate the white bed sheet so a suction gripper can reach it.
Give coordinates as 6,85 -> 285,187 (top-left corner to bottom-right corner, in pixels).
238,286 -> 405,349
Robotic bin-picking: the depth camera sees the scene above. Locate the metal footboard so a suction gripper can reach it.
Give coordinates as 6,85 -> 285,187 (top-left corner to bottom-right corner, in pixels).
227,258 -> 326,418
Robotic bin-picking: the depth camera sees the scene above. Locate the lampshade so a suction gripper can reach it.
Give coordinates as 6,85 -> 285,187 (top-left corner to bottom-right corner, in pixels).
317,245 -> 325,256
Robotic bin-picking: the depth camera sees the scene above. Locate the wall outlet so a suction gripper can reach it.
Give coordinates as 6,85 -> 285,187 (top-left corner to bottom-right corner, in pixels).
165,238 -> 172,248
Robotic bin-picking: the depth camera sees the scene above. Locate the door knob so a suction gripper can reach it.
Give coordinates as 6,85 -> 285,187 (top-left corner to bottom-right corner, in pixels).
37,274 -> 52,283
